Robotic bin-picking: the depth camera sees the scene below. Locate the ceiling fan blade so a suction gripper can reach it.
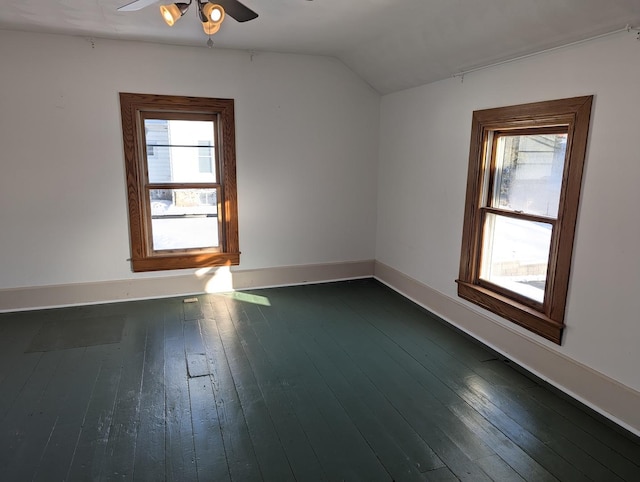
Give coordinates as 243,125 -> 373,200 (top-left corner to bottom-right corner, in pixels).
217,0 -> 258,22
117,0 -> 160,12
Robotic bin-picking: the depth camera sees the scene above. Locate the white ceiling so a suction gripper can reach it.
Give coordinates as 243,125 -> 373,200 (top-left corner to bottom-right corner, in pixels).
1,0 -> 639,94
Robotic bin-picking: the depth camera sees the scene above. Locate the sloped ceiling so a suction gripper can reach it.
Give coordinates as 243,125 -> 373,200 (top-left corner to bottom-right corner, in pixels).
1,0 -> 639,94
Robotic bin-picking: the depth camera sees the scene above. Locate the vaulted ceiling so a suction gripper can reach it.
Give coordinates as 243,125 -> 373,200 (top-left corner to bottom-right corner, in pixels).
1,0 -> 639,94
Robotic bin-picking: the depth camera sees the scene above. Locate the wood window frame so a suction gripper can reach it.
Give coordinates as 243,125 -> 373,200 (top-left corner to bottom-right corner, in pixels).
120,92 -> 240,272
456,96 -> 593,344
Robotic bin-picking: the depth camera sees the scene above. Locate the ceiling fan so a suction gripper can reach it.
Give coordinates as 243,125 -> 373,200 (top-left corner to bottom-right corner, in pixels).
118,0 -> 258,39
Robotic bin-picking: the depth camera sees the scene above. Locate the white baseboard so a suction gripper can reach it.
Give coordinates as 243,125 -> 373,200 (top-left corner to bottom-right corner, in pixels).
231,260 -> 375,290
0,260 -> 375,312
373,260 -> 640,437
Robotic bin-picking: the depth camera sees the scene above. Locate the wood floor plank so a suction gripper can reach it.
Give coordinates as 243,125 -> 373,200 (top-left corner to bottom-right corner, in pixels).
475,454 -> 527,482
503,384 -> 636,480
261,295 -> 440,481
354,309 -> 583,482
241,297 -> 393,481
470,358 -> 540,390
183,319 -> 211,378
188,375 -> 230,482
0,349 -> 65,479
348,299 -> 483,384
230,296 -> 391,482
525,384 -> 640,478
300,344 -> 429,481
0,351 -> 43,425
285,283 -> 606,481
132,311 -> 166,482
422,466 -> 461,481
451,375 -> 591,481
297,289 -> 500,481
199,299 -> 267,482
214,296 -> 328,481
357,283 -> 541,397
183,297 -> 203,321
163,302 -> 198,481
336,336 -> 522,480
318,302 -> 466,407
2,347 -> 85,481
0,311 -> 48,417
0,312 -> 42,385
340,283 -> 503,382
446,402 -> 557,481
341,343 -> 492,478
466,377 -> 629,480
65,342 -> 124,480
97,314 -> 150,481
182,309 -> 233,481
207,385 -> 263,482
31,344 -> 112,482
326,282 -> 595,480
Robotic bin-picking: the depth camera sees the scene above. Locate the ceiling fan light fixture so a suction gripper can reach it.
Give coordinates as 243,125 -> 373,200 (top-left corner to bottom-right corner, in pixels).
202,20 -> 221,35
159,3 -> 190,26
202,3 -> 225,25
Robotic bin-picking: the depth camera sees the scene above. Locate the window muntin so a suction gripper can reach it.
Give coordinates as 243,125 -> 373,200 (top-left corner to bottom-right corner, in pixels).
120,93 -> 239,272
456,96 -> 593,344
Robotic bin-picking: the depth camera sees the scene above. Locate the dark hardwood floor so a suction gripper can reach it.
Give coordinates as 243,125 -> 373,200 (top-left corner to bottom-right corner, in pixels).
0,279 -> 638,481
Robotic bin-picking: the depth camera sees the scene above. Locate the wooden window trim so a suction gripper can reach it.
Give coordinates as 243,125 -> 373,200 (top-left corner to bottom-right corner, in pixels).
120,92 -> 240,272
456,96 -> 593,344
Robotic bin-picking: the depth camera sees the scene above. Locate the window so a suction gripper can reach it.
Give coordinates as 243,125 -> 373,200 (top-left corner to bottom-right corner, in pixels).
120,93 -> 240,272
456,96 -> 593,344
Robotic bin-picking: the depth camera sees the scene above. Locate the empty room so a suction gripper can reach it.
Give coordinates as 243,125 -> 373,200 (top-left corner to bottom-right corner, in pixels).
1,0 -> 639,480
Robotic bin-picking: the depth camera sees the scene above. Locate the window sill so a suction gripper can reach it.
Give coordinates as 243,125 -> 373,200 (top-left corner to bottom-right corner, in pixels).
456,280 -> 563,344
131,252 -> 240,272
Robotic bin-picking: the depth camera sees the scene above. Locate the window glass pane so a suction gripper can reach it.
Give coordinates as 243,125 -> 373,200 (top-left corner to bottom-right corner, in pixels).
149,189 -> 218,250
198,141 -> 213,173
480,213 -> 552,303
492,133 -> 566,218
144,119 -> 216,183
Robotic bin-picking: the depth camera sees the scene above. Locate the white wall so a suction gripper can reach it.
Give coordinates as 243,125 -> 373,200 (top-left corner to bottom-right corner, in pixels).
0,30 -> 380,290
376,31 -> 640,394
